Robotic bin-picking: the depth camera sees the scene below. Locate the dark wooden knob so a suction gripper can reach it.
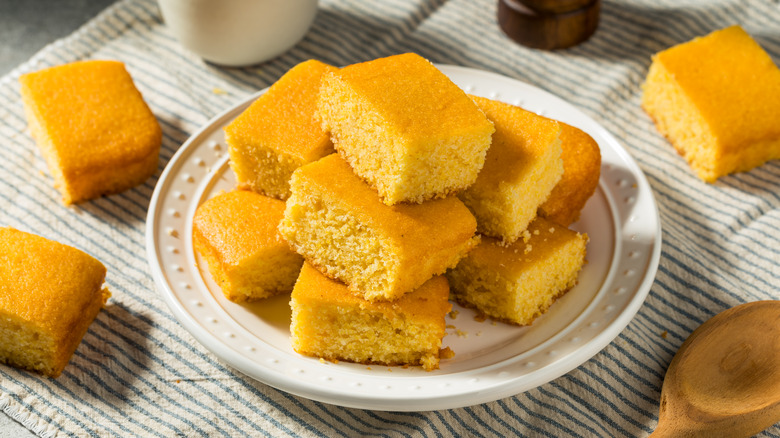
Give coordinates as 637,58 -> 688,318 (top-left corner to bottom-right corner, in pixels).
498,0 -> 600,50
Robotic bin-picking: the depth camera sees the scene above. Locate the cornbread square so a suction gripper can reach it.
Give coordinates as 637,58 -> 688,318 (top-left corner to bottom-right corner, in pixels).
538,122 -> 601,226
459,96 -> 563,244
290,263 -> 451,371
446,217 -> 587,326
19,60 -> 162,205
193,190 -> 304,303
0,227 -> 110,377
279,154 -> 479,301
318,53 -> 495,205
225,60 -> 336,199
642,25 -> 780,182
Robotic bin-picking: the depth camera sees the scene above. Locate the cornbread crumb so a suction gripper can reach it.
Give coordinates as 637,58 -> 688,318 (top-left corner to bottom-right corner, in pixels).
193,190 -> 303,302
0,227 -> 110,377
460,96 -> 563,244
447,217 -> 587,325
279,154 -> 478,301
440,347 -> 455,360
225,60 -> 336,199
290,264 -> 451,371
449,310 -> 460,320
641,25 -> 780,182
19,60 -> 162,205
318,53 -> 495,205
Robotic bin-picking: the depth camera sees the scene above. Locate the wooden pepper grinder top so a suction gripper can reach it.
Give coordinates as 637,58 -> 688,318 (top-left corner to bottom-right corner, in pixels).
498,0 -> 601,50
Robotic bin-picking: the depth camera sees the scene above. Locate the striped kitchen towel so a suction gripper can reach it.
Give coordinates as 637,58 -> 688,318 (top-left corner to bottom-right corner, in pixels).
1,0 -> 779,436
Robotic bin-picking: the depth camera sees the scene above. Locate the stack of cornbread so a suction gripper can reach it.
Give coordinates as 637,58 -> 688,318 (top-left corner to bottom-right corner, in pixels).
194,53 -> 600,371
280,54 -> 491,371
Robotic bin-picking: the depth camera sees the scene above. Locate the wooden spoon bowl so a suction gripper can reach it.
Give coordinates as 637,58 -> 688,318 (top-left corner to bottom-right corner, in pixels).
653,300 -> 780,437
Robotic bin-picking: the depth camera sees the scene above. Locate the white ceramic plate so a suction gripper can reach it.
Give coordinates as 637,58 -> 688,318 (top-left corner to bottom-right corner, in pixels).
146,65 -> 661,411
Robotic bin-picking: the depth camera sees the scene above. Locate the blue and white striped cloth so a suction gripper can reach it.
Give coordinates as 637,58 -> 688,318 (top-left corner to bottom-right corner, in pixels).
1,0 -> 779,436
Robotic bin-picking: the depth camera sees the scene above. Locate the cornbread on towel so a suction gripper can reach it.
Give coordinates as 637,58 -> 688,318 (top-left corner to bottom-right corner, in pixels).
459,96 -> 563,244
290,263 -> 451,371
317,53 -> 495,205
225,60 -> 337,200
538,122 -> 601,226
0,227 -> 110,377
446,217 -> 587,326
193,190 -> 303,303
279,154 -> 479,302
19,60 -> 161,205
642,25 -> 780,182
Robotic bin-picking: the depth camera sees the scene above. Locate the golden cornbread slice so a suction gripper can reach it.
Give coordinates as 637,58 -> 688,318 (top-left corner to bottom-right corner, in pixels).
193,190 -> 304,303
279,154 -> 479,302
318,53 -> 495,205
446,217 -> 587,326
0,227 -> 110,377
290,263 -> 451,371
642,25 -> 780,182
459,96 -> 563,244
538,122 -> 601,226
19,60 -> 162,205
225,60 -> 336,199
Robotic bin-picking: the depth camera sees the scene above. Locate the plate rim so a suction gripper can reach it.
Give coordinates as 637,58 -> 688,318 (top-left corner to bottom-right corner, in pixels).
145,64 -> 662,411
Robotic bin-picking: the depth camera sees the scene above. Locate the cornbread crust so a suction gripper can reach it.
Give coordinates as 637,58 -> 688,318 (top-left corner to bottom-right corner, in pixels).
19,60 -> 161,204
193,190 -> 303,303
318,53 -> 495,205
290,263 -> 451,371
279,154 -> 479,302
641,25 -> 780,182
0,227 -> 109,377
538,122 -> 601,226
225,60 -> 336,199
460,96 -> 563,243
446,217 -> 587,326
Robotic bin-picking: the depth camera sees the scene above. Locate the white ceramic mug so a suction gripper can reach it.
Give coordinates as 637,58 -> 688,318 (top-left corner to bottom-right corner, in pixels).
158,0 -> 318,67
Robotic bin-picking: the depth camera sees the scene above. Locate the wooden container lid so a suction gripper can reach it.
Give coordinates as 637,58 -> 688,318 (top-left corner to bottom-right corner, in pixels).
498,0 -> 600,50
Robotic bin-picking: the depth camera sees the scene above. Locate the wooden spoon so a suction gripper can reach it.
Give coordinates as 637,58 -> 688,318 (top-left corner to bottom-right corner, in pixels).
652,300 -> 780,437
